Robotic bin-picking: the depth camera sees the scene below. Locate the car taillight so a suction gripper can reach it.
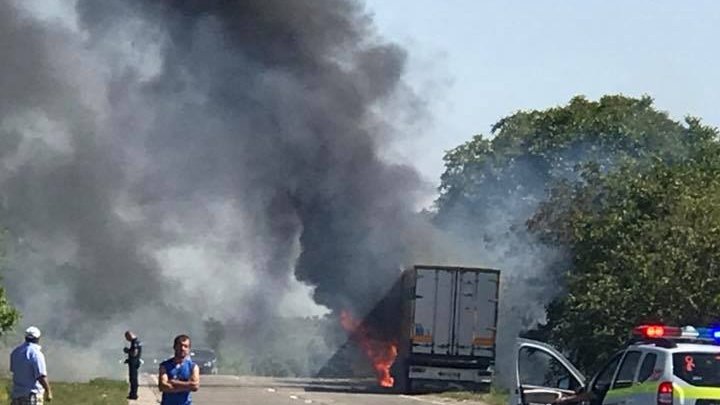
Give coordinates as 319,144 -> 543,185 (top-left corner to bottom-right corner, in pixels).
657,381 -> 673,405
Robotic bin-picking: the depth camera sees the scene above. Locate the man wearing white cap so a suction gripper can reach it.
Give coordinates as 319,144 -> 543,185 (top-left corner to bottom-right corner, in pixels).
10,326 -> 53,404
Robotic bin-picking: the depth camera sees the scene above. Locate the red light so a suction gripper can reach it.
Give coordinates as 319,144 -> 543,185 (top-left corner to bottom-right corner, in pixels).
633,325 -> 681,339
657,381 -> 673,405
647,326 -> 665,337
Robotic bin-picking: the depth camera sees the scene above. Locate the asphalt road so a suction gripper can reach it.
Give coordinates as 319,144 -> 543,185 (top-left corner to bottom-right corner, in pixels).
136,374 -> 489,405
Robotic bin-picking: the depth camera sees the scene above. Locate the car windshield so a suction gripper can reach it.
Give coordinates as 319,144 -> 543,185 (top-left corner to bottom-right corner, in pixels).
673,353 -> 720,386
191,349 -> 215,359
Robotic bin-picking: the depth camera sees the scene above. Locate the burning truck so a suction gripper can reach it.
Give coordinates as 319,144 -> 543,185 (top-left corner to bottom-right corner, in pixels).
328,265 -> 500,393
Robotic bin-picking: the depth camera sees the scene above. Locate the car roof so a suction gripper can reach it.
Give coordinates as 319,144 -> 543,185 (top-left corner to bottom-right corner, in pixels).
667,343 -> 720,353
192,348 -> 215,354
630,342 -> 720,353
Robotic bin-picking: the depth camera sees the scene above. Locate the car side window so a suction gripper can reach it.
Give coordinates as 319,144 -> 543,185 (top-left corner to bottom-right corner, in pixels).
518,346 -> 581,391
613,351 -> 642,389
637,353 -> 658,383
585,352 -> 623,405
591,352 -> 623,393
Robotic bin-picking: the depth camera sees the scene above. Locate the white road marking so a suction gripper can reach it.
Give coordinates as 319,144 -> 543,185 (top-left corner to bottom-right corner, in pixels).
290,395 -> 299,399
267,388 -> 276,392
400,395 -> 448,405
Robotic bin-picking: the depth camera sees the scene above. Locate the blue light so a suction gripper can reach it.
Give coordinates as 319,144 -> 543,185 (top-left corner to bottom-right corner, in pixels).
695,327 -> 720,341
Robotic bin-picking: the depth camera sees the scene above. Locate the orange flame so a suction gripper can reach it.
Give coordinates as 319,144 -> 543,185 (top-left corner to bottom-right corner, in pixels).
340,310 -> 398,388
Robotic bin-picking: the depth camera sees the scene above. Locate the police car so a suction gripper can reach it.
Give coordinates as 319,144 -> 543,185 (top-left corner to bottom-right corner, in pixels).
512,325 -> 720,405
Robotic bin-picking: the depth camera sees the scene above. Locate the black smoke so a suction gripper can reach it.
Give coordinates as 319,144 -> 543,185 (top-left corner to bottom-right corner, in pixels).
0,0 -> 432,356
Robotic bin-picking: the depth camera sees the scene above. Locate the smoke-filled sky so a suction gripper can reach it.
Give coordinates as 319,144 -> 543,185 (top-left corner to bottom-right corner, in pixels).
1,0 -> 448,355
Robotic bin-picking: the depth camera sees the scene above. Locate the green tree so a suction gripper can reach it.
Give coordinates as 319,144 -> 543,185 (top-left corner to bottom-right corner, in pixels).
0,285 -> 19,333
435,95 -> 715,236
0,232 -> 20,333
529,146 -> 720,372
435,94 -> 719,374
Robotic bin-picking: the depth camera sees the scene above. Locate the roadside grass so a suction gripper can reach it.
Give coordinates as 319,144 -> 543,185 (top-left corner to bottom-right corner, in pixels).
436,385 -> 509,405
0,378 -> 128,405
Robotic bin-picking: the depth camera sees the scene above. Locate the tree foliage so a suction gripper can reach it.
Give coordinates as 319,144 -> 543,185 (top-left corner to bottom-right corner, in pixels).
436,94 -> 720,374
0,232 -> 19,334
529,148 -> 720,372
435,95 -> 716,233
0,285 -> 19,333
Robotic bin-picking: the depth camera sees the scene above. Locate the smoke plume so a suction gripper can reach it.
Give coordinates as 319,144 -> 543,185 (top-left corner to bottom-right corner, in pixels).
1,0 -> 569,385
0,0 -> 440,377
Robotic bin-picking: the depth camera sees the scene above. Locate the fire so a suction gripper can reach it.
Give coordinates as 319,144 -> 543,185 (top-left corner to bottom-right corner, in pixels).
340,310 -> 398,388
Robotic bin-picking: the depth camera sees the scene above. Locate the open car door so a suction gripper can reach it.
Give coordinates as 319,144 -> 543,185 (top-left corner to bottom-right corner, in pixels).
513,338 -> 586,405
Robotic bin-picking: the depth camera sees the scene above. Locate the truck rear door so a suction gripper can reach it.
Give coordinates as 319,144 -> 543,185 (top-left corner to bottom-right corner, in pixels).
411,267 -> 500,357
412,267 -> 454,355
454,270 -> 499,356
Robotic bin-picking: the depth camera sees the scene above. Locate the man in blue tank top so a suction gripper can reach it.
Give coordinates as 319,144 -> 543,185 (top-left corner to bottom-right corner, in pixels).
158,334 -> 200,405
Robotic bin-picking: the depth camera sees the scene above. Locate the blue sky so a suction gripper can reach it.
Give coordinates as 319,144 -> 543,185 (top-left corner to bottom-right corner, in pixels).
365,1 -> 720,190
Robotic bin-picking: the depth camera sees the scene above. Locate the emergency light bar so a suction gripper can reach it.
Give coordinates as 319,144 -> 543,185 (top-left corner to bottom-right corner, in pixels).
633,325 -> 682,338
696,327 -> 720,341
633,325 -> 720,343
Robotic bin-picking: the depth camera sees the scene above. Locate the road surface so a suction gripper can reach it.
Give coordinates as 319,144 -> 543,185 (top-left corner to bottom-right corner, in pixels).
134,374 -> 490,405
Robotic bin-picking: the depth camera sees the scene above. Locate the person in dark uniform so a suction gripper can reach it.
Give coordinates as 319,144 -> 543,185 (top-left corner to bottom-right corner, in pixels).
158,334 -> 200,405
124,331 -> 142,400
